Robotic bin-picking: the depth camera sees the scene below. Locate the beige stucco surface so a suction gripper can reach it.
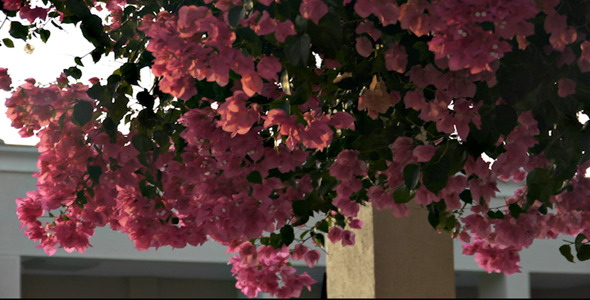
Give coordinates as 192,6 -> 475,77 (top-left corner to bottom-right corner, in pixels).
327,203 -> 455,298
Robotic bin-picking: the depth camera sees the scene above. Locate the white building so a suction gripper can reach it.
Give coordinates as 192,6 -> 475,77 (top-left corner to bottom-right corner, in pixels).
1,143 -> 589,298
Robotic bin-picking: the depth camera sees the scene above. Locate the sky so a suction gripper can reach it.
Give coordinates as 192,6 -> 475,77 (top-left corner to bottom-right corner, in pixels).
0,16 -> 124,146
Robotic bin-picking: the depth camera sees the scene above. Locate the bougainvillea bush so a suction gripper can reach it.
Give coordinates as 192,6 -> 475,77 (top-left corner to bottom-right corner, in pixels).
3,0 -> 590,297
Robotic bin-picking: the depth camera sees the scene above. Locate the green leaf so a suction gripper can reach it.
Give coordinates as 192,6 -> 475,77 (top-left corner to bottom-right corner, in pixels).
234,27 -> 261,56
64,66 -> 82,80
280,225 -> 295,246
575,233 -> 587,252
87,83 -> 110,104
39,29 -> 51,43
2,38 -> 14,48
493,105 -> 518,137
508,203 -> 523,219
270,97 -> 290,115
312,232 -> 325,249
559,244 -> 575,262
411,41 -> 430,62
577,245 -> 590,261
137,90 -> 155,108
131,133 -> 154,153
427,204 -> 441,229
538,204 -> 548,214
422,159 -> 450,195
317,220 -> 330,233
307,13 -> 342,58
74,56 -> 84,67
487,210 -> 505,219
393,184 -> 413,204
270,232 -> 282,248
120,63 -> 139,85
228,6 -> 245,27
137,109 -> 159,129
87,165 -> 102,183
80,15 -> 111,48
9,21 -> 28,40
65,0 -> 92,17
139,183 -> 157,199
421,141 -> 466,195
75,191 -> 87,208
292,199 -> 308,216
526,168 -> 560,206
72,101 -> 94,126
443,215 -> 457,232
334,213 -> 346,228
291,215 -> 309,227
459,190 -> 473,204
246,170 -> 263,184
285,33 -> 311,67
91,47 -> 105,63
403,164 -> 420,190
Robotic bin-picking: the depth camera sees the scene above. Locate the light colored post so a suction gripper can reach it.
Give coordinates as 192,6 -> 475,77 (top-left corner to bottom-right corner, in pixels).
0,255 -> 21,298
327,203 -> 455,298
478,272 -> 530,298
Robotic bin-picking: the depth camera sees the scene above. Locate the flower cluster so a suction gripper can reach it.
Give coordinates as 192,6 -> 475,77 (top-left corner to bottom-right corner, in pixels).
5,0 -> 590,298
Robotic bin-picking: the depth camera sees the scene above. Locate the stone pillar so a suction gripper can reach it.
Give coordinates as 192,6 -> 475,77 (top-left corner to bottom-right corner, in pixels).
0,255 -> 20,298
478,272 -> 530,298
326,203 -> 455,298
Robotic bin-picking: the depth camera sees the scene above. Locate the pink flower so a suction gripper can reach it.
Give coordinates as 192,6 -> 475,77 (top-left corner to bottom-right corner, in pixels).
275,20 -> 296,43
462,238 -> 522,275
257,56 -> 282,81
462,214 -> 491,238
399,0 -> 432,37
216,91 -> 260,136
341,230 -> 355,246
358,76 -> 399,119
412,145 -> 436,162
403,89 -> 426,111
241,72 -> 263,97
578,41 -> 590,72
18,4 -> 49,23
557,78 -> 576,97
252,11 -> 276,36
177,6 -> 210,38
324,59 -> 341,69
0,68 -> 11,91
355,36 -> 373,57
303,249 -> 321,268
327,112 -> 356,130
291,244 -> 308,261
354,0 -> 400,26
385,43 -> 408,73
2,0 -> 22,10
349,218 -> 363,229
329,150 -> 367,180
355,21 -> 381,41
300,0 -> 328,25
328,226 -> 343,244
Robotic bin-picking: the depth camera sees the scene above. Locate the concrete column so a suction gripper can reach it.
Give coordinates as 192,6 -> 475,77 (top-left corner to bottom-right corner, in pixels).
0,255 -> 20,298
478,272 -> 530,298
327,203 -> 455,298
128,277 -> 159,298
